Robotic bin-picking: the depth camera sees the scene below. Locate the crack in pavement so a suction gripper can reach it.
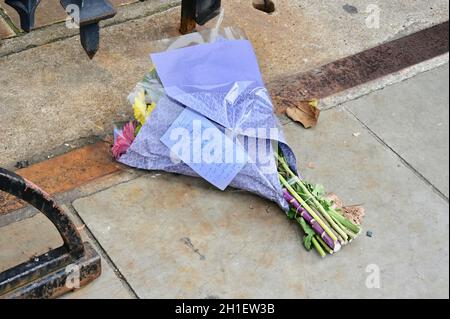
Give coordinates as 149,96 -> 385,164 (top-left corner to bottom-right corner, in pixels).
343,106 -> 449,203
66,203 -> 141,299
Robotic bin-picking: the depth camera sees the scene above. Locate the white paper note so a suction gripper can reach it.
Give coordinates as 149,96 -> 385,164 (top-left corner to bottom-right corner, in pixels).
161,108 -> 248,190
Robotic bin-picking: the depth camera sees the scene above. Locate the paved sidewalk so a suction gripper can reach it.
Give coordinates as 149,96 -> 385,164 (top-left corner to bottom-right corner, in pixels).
0,0 -> 448,299
1,63 -> 447,298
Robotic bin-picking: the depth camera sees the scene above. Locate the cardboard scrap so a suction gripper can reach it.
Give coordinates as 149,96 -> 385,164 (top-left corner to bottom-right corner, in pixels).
285,99 -> 321,129
325,192 -> 365,226
342,205 -> 365,226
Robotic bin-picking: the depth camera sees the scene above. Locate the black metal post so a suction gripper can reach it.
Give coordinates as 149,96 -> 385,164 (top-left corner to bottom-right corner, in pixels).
5,0 -> 40,32
61,0 -> 116,58
180,0 -> 196,34
180,0 -> 221,34
5,0 -> 116,58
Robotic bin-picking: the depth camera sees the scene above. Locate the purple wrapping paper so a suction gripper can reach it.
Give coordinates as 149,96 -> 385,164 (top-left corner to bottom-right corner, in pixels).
119,38 -> 298,210
151,40 -> 264,92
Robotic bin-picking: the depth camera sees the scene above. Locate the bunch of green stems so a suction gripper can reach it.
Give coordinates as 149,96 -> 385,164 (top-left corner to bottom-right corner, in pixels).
276,153 -> 361,257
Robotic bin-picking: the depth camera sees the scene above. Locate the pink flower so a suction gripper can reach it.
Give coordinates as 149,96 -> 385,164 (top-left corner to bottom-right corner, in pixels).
112,121 -> 136,160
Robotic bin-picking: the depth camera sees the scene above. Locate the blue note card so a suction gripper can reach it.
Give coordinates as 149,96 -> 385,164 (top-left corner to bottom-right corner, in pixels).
160,108 -> 248,190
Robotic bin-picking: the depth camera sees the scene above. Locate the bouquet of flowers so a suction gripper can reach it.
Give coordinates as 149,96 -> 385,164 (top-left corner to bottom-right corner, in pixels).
113,27 -> 364,258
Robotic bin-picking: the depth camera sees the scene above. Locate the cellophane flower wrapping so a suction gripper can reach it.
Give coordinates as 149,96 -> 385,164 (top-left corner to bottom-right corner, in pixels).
119,27 -> 298,211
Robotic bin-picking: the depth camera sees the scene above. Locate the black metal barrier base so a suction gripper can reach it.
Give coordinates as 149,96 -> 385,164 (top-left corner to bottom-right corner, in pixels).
0,242 -> 101,299
0,168 -> 101,299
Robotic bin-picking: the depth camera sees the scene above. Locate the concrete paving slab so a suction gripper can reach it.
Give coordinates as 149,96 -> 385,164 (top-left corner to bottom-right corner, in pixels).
0,207 -> 133,298
72,108 -> 449,298
0,15 -> 14,39
283,108 -> 449,298
345,64 -> 449,198
61,205 -> 135,299
0,211 -> 62,272
74,174 -> 294,299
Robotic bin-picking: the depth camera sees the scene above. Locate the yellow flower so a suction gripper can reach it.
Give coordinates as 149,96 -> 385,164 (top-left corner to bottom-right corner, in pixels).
147,101 -> 156,113
308,99 -> 319,108
133,90 -> 156,126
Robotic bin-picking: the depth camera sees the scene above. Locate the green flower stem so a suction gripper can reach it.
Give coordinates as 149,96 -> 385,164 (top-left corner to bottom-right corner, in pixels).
336,221 -> 358,241
328,208 -> 361,234
310,204 -> 347,246
311,197 -> 350,242
336,234 -> 348,246
312,237 -> 326,258
343,228 -> 357,241
315,235 -> 334,255
279,174 -> 338,243
276,154 -> 349,242
329,215 -> 353,244
314,209 -> 346,244
329,213 -> 355,238
297,183 -> 349,242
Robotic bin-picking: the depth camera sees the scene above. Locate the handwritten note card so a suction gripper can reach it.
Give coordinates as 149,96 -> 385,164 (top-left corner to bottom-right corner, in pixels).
161,108 -> 248,190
